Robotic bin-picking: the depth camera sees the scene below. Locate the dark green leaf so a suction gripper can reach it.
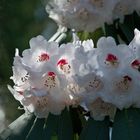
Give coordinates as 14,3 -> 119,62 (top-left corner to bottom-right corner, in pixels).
69,107 -> 83,135
89,28 -> 104,47
118,14 -> 135,44
118,23 -> 134,43
79,117 -> 110,140
57,108 -> 74,140
104,22 -> 119,44
112,108 -> 140,140
133,11 -> 140,30
43,113 -> 59,140
26,118 -> 45,140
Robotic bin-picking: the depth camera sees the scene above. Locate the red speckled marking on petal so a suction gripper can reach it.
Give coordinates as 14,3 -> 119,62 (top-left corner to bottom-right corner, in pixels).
106,53 -> 118,62
38,53 -> 50,62
57,59 -> 68,66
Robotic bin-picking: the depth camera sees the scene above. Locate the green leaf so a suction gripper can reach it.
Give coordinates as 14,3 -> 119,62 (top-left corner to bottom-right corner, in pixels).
79,117 -> 110,140
77,32 -> 90,41
104,22 -> 119,44
133,11 -> 140,30
77,28 -> 104,48
77,28 -> 104,42
43,113 -> 59,140
118,14 -> 135,44
57,108 -> 74,140
112,108 -> 140,140
118,23 -> 133,43
26,118 -> 45,140
69,107 -> 83,135
89,28 -> 104,47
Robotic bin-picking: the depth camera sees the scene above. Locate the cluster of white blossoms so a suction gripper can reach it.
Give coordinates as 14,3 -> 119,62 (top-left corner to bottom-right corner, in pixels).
9,28 -> 140,121
46,0 -> 140,32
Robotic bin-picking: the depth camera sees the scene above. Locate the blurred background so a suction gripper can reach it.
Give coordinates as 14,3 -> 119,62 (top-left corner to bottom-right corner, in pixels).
0,0 -> 57,132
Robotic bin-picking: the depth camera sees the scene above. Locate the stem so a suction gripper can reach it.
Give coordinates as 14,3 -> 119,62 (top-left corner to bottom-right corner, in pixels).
48,26 -> 67,42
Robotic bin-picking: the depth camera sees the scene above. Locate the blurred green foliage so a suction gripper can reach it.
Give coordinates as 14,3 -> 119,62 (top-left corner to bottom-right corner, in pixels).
0,0 -> 48,80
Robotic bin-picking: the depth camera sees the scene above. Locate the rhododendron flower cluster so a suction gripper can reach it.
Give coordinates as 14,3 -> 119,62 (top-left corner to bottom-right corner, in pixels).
46,0 -> 140,31
9,29 -> 140,121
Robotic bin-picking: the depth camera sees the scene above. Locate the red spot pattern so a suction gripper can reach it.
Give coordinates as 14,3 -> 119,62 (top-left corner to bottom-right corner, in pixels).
39,53 -> 50,62
57,59 -> 68,66
106,53 -> 118,62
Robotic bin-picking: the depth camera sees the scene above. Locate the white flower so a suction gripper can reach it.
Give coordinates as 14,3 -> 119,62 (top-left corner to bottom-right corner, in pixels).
129,29 -> 140,73
55,43 -> 77,76
10,49 -> 30,92
72,72 -> 104,102
112,0 -> 137,21
22,35 -> 59,73
46,0 -> 140,31
8,84 -> 66,118
89,37 -> 134,76
45,0 -> 118,32
29,70 -> 70,101
87,98 -> 116,121
55,36 -> 94,77
9,35 -> 73,117
9,28 -> 140,120
100,66 -> 140,109
129,28 -> 140,58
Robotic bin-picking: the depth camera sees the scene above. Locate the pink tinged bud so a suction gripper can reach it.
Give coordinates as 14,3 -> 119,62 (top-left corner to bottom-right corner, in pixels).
38,53 -> 50,62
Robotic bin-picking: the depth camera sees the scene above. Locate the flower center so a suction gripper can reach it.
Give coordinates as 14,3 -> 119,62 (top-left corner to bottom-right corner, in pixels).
104,53 -> 119,67
44,72 -> 57,89
86,76 -> 103,92
36,96 -> 48,111
37,53 -> 50,62
131,59 -> 140,72
57,59 -> 71,74
115,75 -> 132,92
